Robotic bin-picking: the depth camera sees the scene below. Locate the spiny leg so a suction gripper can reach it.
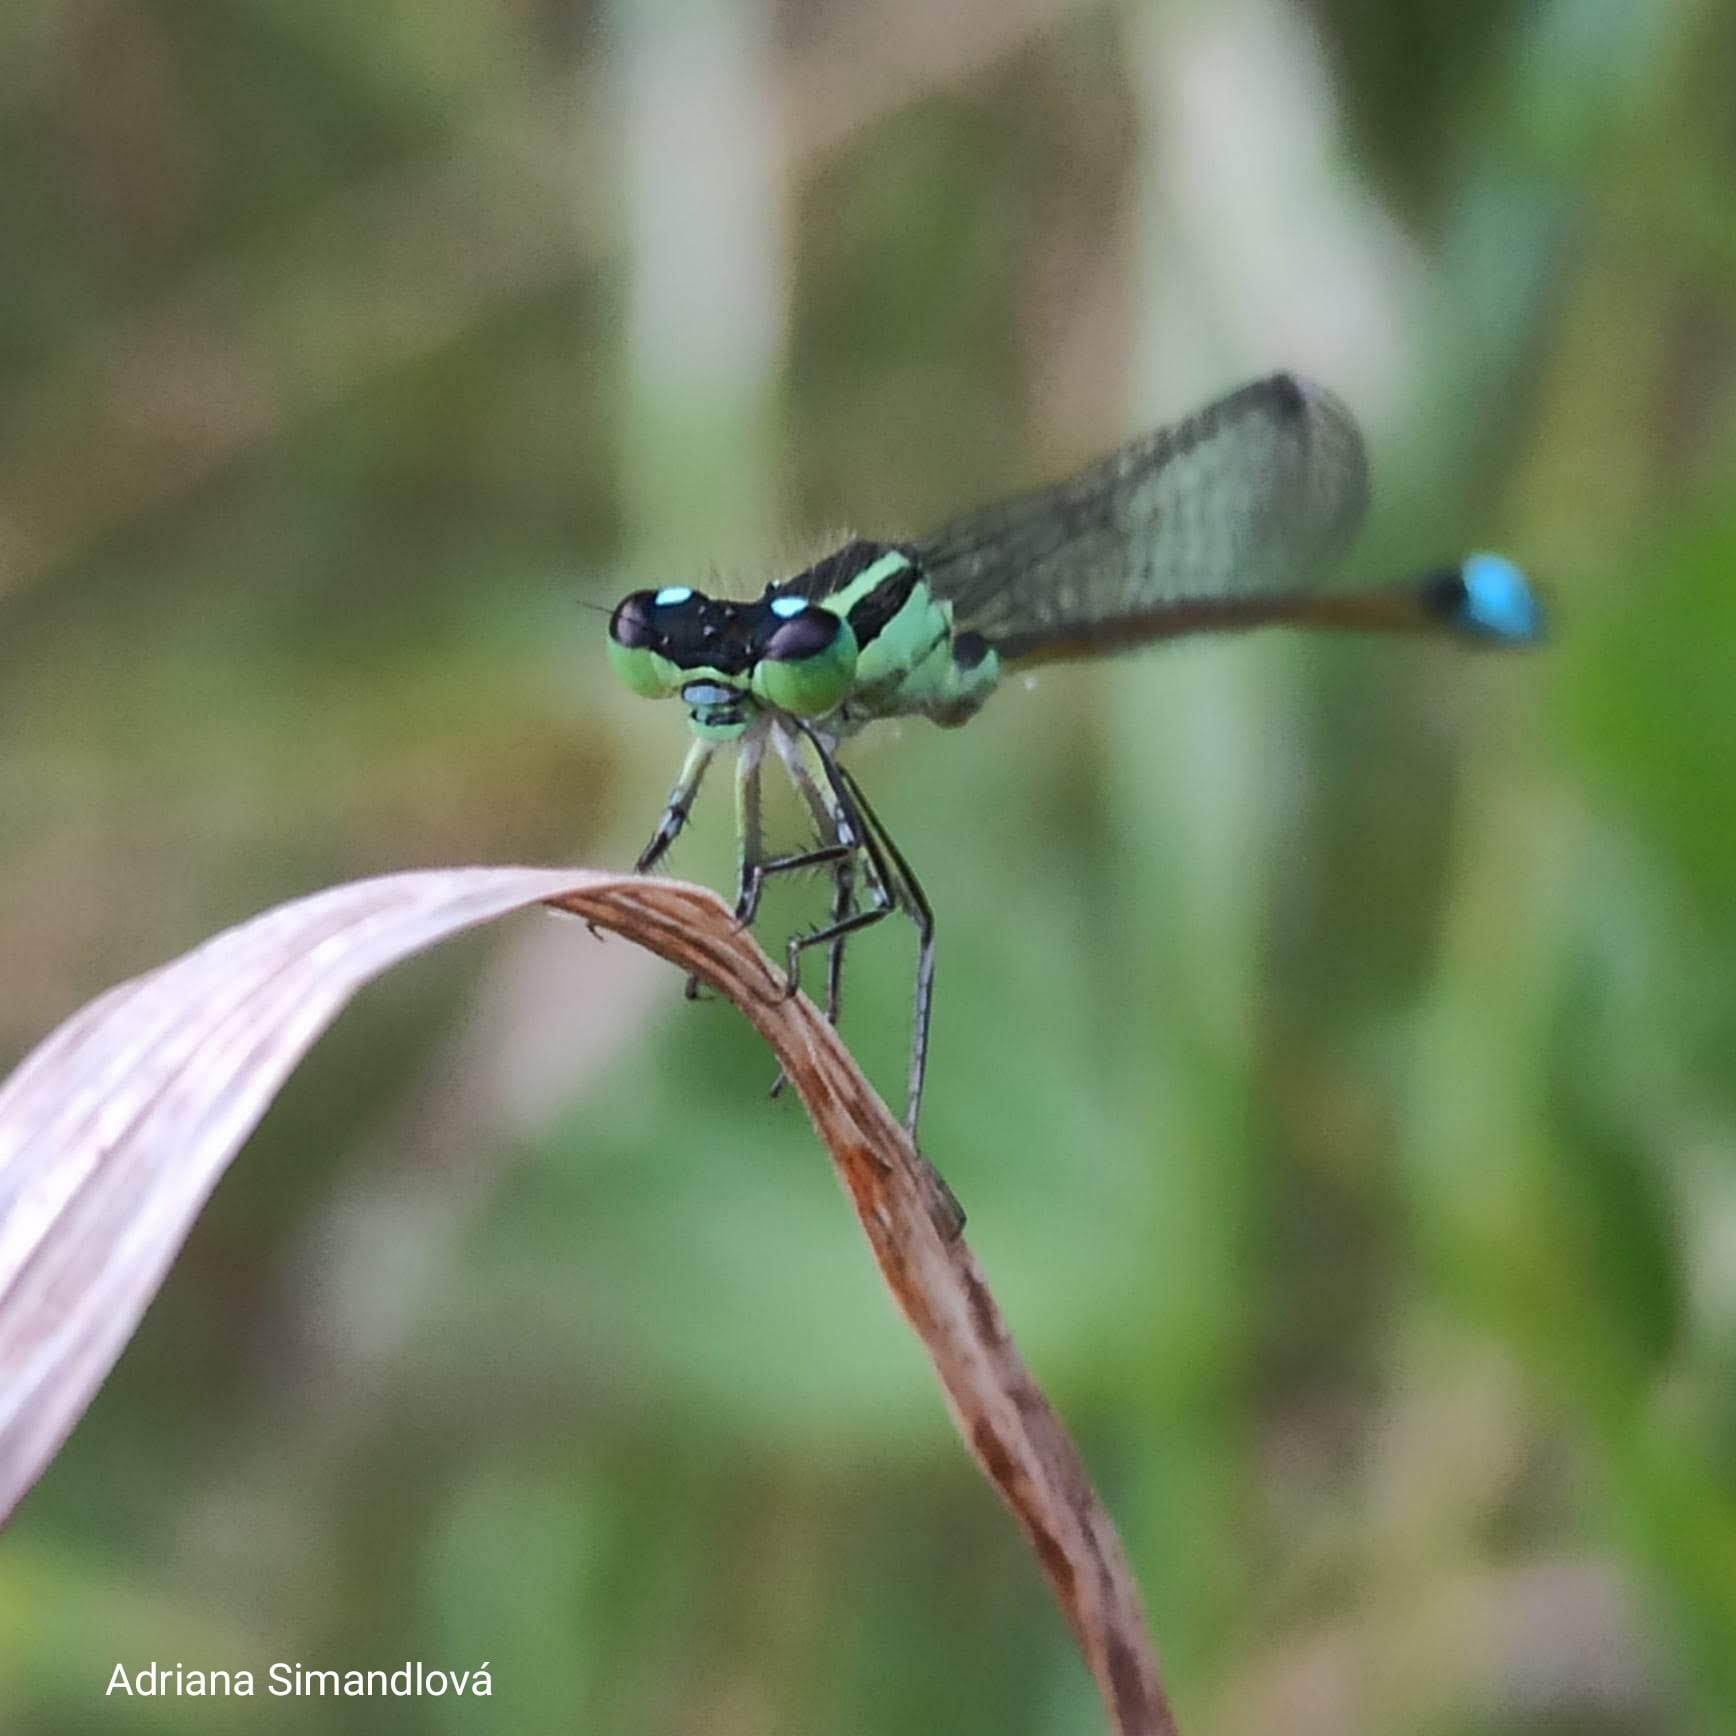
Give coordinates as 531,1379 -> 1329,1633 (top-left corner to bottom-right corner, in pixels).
775,727 -> 922,1189
800,733 -> 960,1236
768,840 -> 857,1103
696,729 -> 855,1039
682,736 -> 767,1004
764,726 -> 861,1102
837,759 -> 936,1141
782,722 -> 898,1003
823,850 -> 856,1025
773,726 -> 860,1026
637,738 -> 716,874
774,727 -> 961,1237
632,738 -> 718,960
731,734 -> 767,920
760,735 -> 936,1129
733,737 -> 855,931
703,738 -> 850,998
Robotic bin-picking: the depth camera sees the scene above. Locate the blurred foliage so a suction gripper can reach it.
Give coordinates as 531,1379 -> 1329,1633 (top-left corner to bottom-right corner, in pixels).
2,0 -> 1734,1732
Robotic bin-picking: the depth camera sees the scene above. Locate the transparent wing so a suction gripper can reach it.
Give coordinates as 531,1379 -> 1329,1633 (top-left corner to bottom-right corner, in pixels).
915,373 -> 1370,664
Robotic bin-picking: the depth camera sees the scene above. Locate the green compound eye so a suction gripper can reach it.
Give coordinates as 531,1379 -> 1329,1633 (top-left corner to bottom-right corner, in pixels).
751,606 -> 858,716
606,591 -> 677,699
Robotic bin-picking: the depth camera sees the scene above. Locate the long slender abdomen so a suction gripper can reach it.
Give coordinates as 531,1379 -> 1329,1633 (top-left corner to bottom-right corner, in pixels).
992,552 -> 1545,666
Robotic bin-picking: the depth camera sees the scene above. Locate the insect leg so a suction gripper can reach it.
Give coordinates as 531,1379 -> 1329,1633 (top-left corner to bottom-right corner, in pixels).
781,725 -> 896,995
807,752 -> 959,1232
836,760 -> 935,1141
685,736 -> 766,1004
828,765 -> 960,1235
824,848 -> 857,1025
715,738 -> 850,996
766,832 -> 857,1103
772,727 -> 860,1026
773,731 -> 960,1232
636,738 -> 716,874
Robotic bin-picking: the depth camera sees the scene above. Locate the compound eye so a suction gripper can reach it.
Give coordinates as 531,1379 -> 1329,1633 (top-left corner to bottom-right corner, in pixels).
609,591 -> 659,649
763,606 -> 841,663
606,589 -> 681,700
751,605 -> 858,716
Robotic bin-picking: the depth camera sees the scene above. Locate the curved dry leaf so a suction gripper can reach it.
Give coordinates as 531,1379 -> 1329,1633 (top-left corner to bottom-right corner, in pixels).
0,866 -> 1176,1736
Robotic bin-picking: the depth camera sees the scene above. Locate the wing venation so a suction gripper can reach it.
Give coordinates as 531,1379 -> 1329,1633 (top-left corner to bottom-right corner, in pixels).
915,373 -> 1370,663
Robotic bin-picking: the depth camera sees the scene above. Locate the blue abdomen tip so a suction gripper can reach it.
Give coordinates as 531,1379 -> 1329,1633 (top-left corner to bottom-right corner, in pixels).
1457,552 -> 1545,643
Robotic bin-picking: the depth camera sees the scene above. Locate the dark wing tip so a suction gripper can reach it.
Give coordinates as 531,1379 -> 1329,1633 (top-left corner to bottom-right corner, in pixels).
1262,371 -> 1310,418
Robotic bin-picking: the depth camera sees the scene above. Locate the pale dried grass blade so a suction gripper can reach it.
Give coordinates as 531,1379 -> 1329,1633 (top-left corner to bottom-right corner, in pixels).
0,866 -> 1176,1735
0,868 -> 610,1520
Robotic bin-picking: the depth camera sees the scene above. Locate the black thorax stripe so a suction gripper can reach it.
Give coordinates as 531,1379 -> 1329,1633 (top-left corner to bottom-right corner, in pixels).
772,539 -> 923,652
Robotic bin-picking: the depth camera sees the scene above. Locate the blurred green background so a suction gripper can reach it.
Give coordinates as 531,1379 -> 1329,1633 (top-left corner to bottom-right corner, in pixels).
3,0 -> 1734,1730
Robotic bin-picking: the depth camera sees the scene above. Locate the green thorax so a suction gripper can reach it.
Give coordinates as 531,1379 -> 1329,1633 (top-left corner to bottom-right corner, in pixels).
605,541 -> 1002,744
794,544 -> 1001,734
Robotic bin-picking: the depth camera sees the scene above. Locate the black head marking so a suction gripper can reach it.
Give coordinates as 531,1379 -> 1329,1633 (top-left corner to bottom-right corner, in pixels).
612,582 -> 866,678
611,587 -> 762,674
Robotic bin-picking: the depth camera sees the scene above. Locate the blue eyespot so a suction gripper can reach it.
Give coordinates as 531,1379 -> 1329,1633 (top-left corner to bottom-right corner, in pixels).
654,585 -> 694,607
769,595 -> 807,619
1457,553 -> 1545,644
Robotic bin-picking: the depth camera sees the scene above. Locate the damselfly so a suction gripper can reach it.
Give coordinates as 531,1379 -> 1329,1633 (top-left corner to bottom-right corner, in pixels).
607,373 -> 1543,1139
